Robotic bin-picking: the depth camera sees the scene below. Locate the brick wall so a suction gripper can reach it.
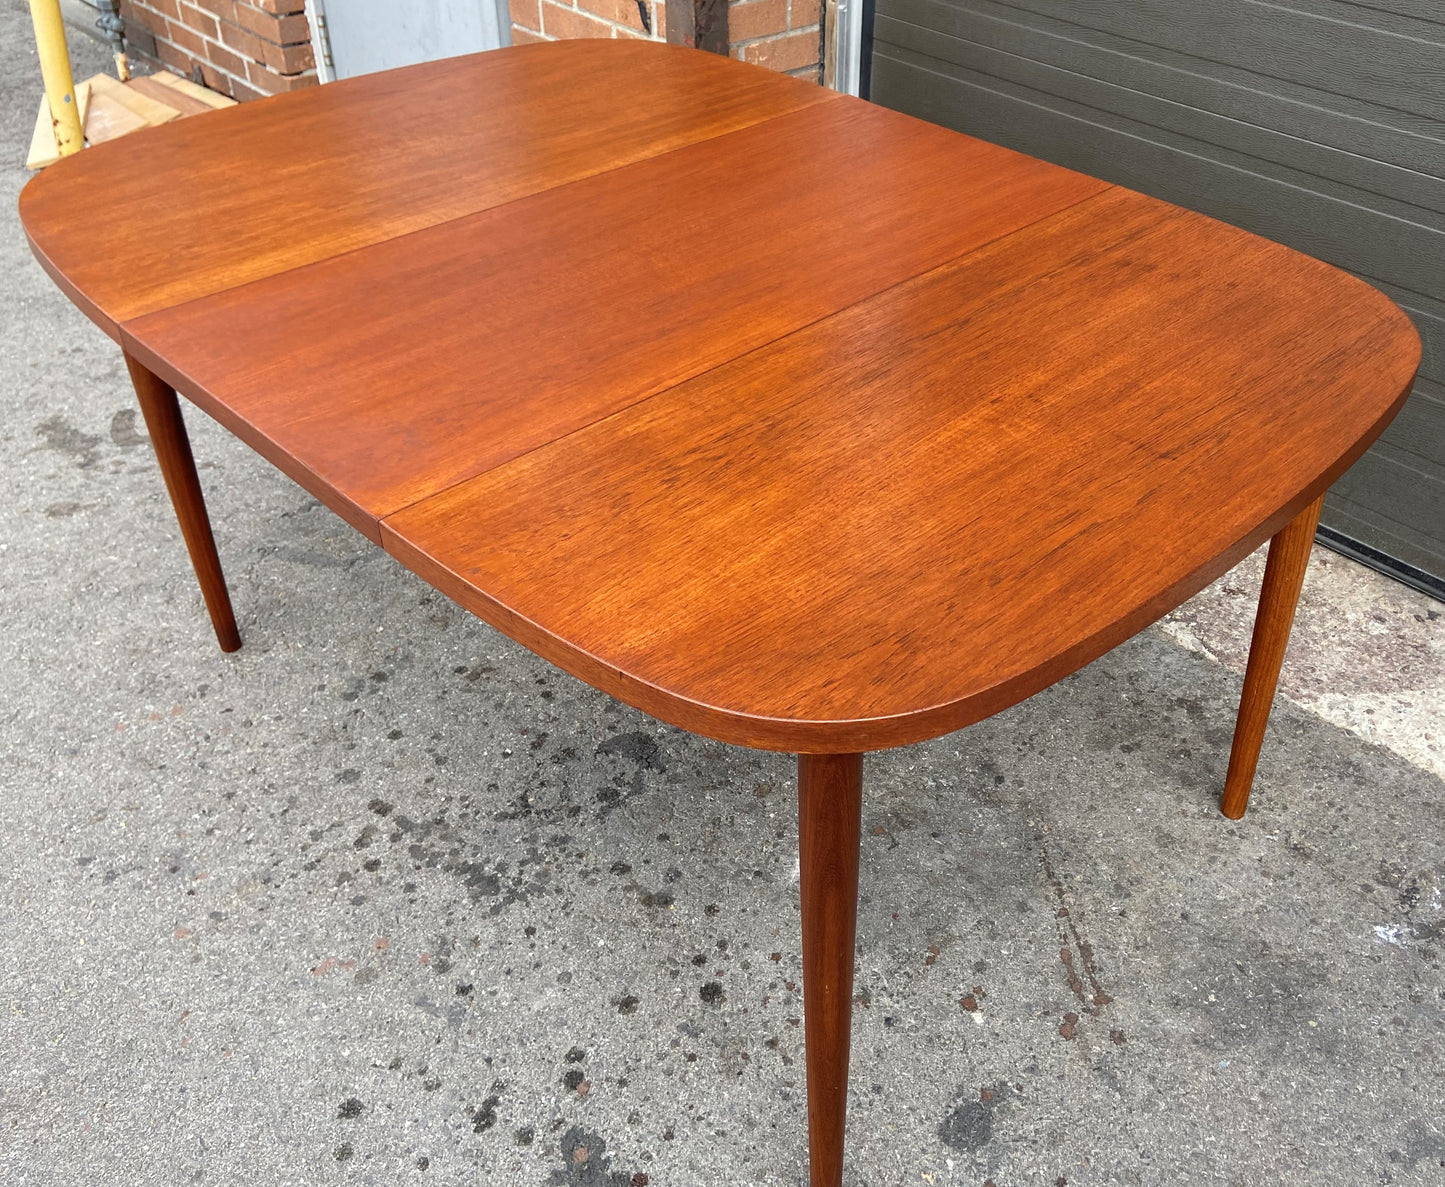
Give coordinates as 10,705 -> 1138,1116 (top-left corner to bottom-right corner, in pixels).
121,0 -> 819,102
120,0 -> 317,100
729,0 -> 822,79
511,0 -> 824,82
510,0 -> 667,44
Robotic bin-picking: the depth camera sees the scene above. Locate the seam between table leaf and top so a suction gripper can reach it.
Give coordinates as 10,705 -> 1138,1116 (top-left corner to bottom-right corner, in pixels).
20,39 -> 843,330
108,90 -> 859,477
366,196 -> 1420,750
87,86 -> 845,333
377,343 -> 1418,755
102,89 -> 864,543
115,119 -> 1118,538
365,183 -> 1122,537
352,180 -> 1115,537
368,186 -> 1150,735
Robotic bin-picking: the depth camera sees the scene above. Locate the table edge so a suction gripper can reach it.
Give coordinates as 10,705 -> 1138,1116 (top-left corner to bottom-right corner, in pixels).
17,40 -> 842,338
377,353 -> 1418,754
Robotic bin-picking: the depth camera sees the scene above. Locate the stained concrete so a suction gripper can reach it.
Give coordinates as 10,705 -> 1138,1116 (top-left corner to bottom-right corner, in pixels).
2,10 -> 1443,1185
1162,545 -> 1445,785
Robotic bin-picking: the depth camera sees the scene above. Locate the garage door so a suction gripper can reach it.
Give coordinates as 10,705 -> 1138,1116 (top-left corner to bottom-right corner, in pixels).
867,0 -> 1445,599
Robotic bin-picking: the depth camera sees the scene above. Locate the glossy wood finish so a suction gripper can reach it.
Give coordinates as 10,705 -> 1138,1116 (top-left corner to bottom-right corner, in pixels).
19,40 -> 832,336
121,99 -> 1105,535
798,753 -> 863,1187
18,42 -> 1424,1186
1220,493 -> 1326,819
124,353 -> 240,653
384,188 -> 1419,751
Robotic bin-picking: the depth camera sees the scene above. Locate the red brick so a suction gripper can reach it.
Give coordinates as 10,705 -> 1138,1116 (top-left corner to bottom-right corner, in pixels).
246,59 -> 317,92
251,0 -> 306,13
140,0 -> 180,21
162,18 -> 209,57
278,11 -> 311,41
510,25 -> 548,42
197,62 -> 235,95
510,0 -> 541,31
788,0 -> 820,27
176,2 -> 219,39
219,19 -> 267,60
123,6 -> 167,46
232,3 -> 281,38
234,3 -> 310,43
279,12 -> 311,41
206,39 -> 248,76
729,0 -> 786,42
124,18 -> 159,57
154,38 -> 196,73
741,27 -> 818,71
227,77 -> 265,101
539,1 -> 614,39
246,59 -> 282,90
190,0 -> 235,19
261,37 -> 315,72
576,0 -> 646,32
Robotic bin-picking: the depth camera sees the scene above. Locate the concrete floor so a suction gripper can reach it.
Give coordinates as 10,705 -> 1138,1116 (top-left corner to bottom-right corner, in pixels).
3,11 -> 1443,1185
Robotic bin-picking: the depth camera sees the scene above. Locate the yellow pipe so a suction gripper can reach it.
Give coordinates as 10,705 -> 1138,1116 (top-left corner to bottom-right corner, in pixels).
28,0 -> 84,158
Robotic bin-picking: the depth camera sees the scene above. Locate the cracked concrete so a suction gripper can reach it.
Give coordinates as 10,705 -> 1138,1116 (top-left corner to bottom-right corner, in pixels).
3,8 -> 1443,1185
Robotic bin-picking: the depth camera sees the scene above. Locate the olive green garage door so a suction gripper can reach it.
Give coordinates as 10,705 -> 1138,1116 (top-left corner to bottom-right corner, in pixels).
866,0 -> 1445,599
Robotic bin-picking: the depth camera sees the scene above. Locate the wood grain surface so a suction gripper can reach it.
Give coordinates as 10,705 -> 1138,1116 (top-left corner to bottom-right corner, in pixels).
20,40 -> 833,336
125,354 -> 241,653
124,75 -> 214,118
121,97 -> 1106,534
18,43 -> 1424,1186
18,41 -> 1420,755
798,753 -> 863,1187
382,188 -> 1419,751
1220,493 -> 1325,819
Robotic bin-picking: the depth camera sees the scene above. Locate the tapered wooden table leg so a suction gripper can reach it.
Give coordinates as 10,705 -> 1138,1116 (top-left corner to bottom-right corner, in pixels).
124,352 -> 241,653
797,752 -> 863,1187
1220,493 -> 1325,819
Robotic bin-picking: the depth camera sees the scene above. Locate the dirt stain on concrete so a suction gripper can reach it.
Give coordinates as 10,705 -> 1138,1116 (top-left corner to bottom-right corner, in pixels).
549,1124 -> 640,1186
34,414 -> 101,466
1038,842 -> 1113,1036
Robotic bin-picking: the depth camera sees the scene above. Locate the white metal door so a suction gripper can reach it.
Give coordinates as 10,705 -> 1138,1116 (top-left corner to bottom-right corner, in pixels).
307,0 -> 510,82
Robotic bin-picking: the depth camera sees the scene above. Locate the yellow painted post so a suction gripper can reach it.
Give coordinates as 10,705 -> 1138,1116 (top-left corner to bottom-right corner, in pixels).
28,0 -> 84,158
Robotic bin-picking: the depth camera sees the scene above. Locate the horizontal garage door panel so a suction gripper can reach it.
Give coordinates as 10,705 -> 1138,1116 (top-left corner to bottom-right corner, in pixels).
871,1 -> 1445,591
1370,378 -> 1445,488
1278,0 -> 1445,27
963,0 -> 1445,122
877,0 -> 1445,178
870,40 -> 1444,307
875,1 -> 1445,195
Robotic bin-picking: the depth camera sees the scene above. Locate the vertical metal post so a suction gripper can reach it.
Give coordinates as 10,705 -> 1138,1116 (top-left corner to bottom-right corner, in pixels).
28,0 -> 84,158
828,0 -> 864,94
94,0 -> 131,80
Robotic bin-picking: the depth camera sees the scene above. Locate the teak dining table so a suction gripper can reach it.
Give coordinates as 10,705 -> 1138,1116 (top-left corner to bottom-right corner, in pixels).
20,39 -> 1420,1185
